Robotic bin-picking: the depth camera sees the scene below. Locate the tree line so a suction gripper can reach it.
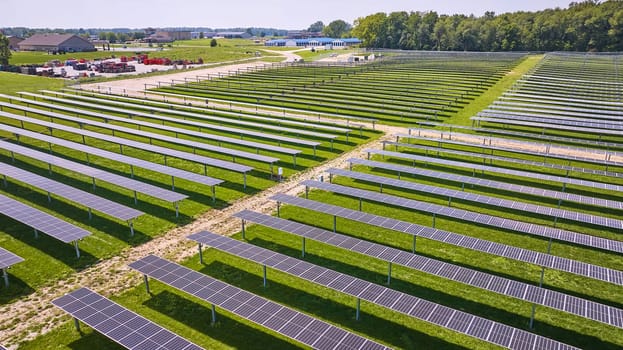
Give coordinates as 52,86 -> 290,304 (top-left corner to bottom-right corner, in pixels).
350,1 -> 623,52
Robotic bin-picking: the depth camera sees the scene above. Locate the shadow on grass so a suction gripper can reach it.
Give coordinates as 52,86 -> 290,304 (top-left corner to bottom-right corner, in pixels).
143,290 -> 302,350
0,274 -> 35,304
68,330 -> 124,350
198,260 -> 469,350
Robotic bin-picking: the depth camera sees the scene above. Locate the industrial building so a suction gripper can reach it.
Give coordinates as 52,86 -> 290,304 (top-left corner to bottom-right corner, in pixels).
18,34 -> 95,53
264,37 -> 361,48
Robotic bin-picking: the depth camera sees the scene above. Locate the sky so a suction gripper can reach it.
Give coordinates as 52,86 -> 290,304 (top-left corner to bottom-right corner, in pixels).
1,0 -> 572,29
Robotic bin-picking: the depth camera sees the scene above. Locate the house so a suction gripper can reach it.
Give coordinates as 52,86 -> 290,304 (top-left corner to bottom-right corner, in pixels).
18,34 -> 95,53
7,36 -> 23,50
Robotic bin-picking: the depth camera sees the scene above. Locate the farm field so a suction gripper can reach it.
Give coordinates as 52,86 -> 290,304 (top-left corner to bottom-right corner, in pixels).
2,52 -> 623,350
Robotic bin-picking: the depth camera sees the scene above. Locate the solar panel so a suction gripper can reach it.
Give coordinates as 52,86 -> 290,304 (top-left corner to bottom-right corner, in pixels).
501,94 -> 623,109
364,149 -> 623,193
488,104 -> 623,122
38,90 -> 339,140
479,111 -> 623,130
302,179 -> 622,252
0,101 -> 283,164
52,287 -> 203,350
269,194 -> 623,286
13,93 -> 322,151
0,246 -> 23,269
129,255 -> 389,350
471,116 -> 623,136
493,100 -> 623,119
384,141 -> 623,179
347,158 -> 623,210
0,193 -> 89,257
0,125 -> 213,202
7,93 -> 307,156
67,89 -> 354,134
0,111 -> 252,176
0,161 -> 144,222
189,231 -> 584,348
324,168 -> 623,232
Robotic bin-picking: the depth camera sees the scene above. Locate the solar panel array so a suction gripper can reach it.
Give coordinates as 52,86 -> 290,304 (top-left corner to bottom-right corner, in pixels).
492,101 -> 623,120
269,194 -> 623,286
52,287 -> 203,350
482,108 -> 623,124
302,179 -> 622,252
478,111 -> 623,131
395,132 -> 620,168
0,101 -> 282,164
67,89 -> 353,134
383,141 -> 622,179
364,149 -> 623,193
0,111 -> 253,175
129,255 -> 390,350
189,231 -> 583,349
210,218 -> 623,331
471,116 -> 623,136
0,162 -> 144,222
0,246 -> 24,269
36,90 -> 338,140
347,158 -> 623,210
0,193 -> 90,243
322,169 -> 623,231
13,92 -> 322,149
1,122 -> 226,188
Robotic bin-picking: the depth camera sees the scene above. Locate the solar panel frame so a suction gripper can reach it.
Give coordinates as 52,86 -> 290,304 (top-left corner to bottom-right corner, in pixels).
0,192 -> 90,243
479,111 -> 623,130
52,287 -> 203,350
268,194 -> 623,286
0,246 -> 24,269
128,255 -> 390,350
0,161 -> 144,222
187,230 -> 623,328
0,111 -> 252,174
471,116 -> 623,136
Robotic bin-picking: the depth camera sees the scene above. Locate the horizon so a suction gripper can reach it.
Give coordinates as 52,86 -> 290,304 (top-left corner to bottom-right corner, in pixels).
2,0 -> 572,30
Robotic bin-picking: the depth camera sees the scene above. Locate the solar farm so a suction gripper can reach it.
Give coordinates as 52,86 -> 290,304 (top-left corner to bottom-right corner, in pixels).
1,52 -> 622,350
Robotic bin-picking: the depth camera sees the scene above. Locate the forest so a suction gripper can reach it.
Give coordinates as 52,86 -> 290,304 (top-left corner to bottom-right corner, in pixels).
351,1 -> 623,52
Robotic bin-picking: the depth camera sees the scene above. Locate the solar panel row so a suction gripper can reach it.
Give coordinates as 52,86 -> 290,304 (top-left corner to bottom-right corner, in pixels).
364,149 -> 623,193
16,92 -> 323,149
269,194 -> 623,286
189,231 -> 582,349
383,141 -> 622,179
0,139 -> 187,204
302,179 -> 622,252
322,169 -> 623,232
489,103 -> 623,121
479,111 -> 623,131
471,115 -> 623,137
0,161 -> 144,222
0,100 -> 283,165
0,246 -> 23,270
66,89 -> 354,134
396,132 -> 620,168
230,210 -> 623,329
129,255 -> 390,350
0,111 -> 253,188
493,100 -> 623,118
0,193 -> 90,257
346,158 -> 623,210
53,287 -> 203,350
39,90 -> 339,140
1,122 -> 225,192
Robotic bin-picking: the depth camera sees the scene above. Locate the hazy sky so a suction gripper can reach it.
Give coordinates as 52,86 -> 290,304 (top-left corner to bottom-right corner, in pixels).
2,0 -> 572,29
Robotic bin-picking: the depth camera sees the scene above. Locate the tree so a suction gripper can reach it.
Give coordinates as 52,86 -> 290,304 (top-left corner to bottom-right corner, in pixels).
199,32 -> 204,39
0,34 -> 11,65
210,38 -> 217,47
323,19 -> 352,38
308,21 -> 325,33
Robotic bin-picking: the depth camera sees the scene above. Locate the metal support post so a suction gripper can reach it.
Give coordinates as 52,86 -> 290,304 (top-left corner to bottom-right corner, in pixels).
355,298 -> 361,321
74,318 -> 81,332
387,262 -> 392,285
211,304 -> 217,325
74,241 -> 81,258
241,219 -> 246,240
263,265 -> 267,287
2,268 -> 8,287
302,237 -> 306,257
333,216 -> 337,232
143,274 -> 150,294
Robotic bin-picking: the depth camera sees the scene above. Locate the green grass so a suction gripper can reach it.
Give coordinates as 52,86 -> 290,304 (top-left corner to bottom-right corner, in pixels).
0,72 -> 66,95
